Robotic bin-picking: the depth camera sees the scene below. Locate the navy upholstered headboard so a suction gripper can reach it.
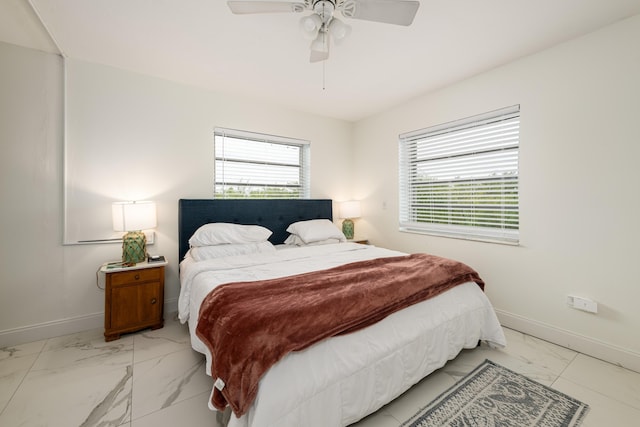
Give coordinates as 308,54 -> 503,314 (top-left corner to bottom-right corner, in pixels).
178,199 -> 333,261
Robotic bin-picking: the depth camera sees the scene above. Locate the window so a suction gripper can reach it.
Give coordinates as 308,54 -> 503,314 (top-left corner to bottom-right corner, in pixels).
214,128 -> 310,199
399,105 -> 520,244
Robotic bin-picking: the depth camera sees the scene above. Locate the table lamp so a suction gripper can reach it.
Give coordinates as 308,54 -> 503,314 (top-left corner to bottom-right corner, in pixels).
112,201 -> 157,264
340,200 -> 361,240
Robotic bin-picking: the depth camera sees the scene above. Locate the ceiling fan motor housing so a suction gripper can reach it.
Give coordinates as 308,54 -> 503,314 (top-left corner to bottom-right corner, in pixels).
313,0 -> 336,24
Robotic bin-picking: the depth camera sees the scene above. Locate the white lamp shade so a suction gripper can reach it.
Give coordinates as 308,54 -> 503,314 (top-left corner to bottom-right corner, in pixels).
340,200 -> 361,219
112,201 -> 157,232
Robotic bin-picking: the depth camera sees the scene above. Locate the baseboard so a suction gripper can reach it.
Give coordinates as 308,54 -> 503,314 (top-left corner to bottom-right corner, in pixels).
0,297 -> 179,348
496,309 -> 640,374
0,312 -> 103,348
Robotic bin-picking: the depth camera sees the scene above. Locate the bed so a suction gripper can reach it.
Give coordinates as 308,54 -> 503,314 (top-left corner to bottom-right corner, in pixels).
178,198 -> 506,427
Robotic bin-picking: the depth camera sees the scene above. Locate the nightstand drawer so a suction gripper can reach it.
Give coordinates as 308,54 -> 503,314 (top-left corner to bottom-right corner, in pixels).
110,268 -> 161,286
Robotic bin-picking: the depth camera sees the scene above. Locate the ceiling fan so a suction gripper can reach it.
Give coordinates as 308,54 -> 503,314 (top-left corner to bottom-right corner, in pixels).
227,0 -> 420,63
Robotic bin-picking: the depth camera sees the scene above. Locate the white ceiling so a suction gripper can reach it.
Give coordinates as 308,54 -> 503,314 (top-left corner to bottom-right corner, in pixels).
2,0 -> 640,122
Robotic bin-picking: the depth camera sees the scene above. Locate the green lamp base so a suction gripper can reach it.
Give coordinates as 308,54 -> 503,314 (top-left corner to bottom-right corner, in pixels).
342,218 -> 354,240
122,230 -> 147,264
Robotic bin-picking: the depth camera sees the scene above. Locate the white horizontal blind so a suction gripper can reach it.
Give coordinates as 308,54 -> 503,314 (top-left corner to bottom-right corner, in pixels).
214,128 -> 310,199
399,105 -> 520,244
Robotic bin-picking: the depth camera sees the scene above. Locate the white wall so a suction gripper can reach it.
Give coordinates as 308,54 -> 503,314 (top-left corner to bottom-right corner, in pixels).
0,45 -> 353,346
0,42 -> 65,340
353,15 -> 640,370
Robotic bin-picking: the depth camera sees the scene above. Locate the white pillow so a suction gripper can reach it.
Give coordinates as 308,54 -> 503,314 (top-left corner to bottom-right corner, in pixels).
189,223 -> 272,247
189,241 -> 276,261
284,235 -> 343,246
286,219 -> 346,244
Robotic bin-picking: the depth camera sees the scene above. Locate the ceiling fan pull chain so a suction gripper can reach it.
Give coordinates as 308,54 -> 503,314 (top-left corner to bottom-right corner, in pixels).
323,60 -> 326,90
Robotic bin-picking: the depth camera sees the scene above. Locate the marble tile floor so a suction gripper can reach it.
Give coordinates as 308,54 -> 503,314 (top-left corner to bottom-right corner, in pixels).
1,317 -> 639,427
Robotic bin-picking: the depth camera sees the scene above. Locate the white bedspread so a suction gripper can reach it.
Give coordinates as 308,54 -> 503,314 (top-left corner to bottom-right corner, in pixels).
179,243 -> 506,427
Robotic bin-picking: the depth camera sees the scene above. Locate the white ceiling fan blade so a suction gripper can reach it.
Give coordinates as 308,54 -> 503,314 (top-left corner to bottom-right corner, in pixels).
227,1 -> 306,14
346,0 -> 420,26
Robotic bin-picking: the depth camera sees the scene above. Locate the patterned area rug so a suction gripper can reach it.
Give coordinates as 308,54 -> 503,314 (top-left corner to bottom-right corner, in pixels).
402,359 -> 589,427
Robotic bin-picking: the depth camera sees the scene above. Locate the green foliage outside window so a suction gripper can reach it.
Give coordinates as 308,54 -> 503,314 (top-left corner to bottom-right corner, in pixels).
410,173 -> 518,230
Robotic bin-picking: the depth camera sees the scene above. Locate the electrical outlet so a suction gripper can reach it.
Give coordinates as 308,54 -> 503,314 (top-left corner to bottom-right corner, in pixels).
567,295 -> 598,314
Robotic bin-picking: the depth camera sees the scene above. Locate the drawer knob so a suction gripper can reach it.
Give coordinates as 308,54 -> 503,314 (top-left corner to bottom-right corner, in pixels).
134,274 -> 140,280
151,298 -> 157,304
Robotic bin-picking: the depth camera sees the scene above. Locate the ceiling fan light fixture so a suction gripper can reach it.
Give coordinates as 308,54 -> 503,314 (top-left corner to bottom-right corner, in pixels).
299,14 -> 323,39
328,17 -> 351,42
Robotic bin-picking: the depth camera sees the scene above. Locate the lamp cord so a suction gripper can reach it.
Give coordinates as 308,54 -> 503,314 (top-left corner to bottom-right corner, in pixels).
95,261 -> 128,290
96,264 -> 107,291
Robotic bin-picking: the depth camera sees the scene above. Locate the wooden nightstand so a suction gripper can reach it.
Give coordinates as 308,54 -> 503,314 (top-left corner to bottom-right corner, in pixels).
101,260 -> 167,341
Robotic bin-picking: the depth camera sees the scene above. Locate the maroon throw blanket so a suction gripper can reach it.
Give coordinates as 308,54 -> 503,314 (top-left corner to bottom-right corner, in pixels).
196,253 -> 484,417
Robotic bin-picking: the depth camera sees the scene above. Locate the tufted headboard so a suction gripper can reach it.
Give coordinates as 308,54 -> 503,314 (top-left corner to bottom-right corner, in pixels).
178,199 -> 333,262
